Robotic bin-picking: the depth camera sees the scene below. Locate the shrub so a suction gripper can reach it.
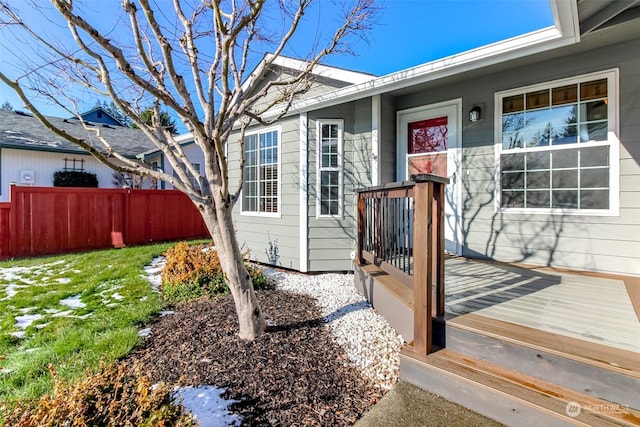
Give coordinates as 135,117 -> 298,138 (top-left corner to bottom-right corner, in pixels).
0,362 -> 194,427
53,170 -> 99,187
161,242 -> 271,302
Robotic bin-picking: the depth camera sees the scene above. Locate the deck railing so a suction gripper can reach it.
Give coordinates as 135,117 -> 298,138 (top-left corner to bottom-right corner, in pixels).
356,174 -> 448,355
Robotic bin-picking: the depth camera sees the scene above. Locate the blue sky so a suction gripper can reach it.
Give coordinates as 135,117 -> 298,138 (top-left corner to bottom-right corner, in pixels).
0,0 -> 554,117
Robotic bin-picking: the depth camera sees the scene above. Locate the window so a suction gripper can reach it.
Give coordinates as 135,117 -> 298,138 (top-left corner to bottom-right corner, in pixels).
496,70 -> 618,214
317,120 -> 343,217
242,127 -> 280,214
63,157 -> 85,171
173,162 -> 201,191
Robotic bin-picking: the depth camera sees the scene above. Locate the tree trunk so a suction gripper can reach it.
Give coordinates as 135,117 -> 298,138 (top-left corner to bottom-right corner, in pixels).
200,202 -> 266,340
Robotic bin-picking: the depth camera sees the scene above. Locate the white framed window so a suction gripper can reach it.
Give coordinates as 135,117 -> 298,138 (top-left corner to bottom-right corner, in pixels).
495,69 -> 619,215
316,119 -> 344,218
242,126 -> 280,216
173,162 -> 201,191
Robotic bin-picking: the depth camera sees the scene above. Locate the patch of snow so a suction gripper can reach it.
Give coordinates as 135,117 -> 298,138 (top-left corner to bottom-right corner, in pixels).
10,331 -> 25,339
25,348 -> 39,353
56,278 -> 72,284
44,308 -> 60,314
60,294 -> 86,309
138,328 -> 152,337
160,310 -> 174,317
143,256 -> 166,292
1,284 -> 26,301
18,307 -> 36,314
15,313 -> 44,329
111,292 -> 124,301
173,386 -> 241,427
36,322 -> 50,329
1,368 -> 11,375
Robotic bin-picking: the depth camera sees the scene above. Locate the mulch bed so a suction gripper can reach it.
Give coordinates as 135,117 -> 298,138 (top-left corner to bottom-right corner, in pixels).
128,290 -> 385,426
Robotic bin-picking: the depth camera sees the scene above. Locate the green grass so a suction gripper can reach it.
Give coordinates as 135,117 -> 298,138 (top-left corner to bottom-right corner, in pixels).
0,243 -> 177,403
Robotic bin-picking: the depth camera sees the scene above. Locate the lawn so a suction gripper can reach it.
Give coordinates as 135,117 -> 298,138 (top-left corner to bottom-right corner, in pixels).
0,243 -> 176,402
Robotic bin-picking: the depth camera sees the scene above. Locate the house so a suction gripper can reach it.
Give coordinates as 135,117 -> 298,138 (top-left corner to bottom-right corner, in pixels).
74,106 -> 126,127
0,109 -> 156,201
159,2 -> 640,422
196,0 -> 639,278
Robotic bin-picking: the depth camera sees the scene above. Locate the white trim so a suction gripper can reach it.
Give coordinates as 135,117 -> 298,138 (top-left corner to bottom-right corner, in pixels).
396,99 -> 463,255
262,12 -> 579,121
240,125 -> 282,218
315,119 -> 344,219
268,55 -> 374,85
371,95 -> 381,186
299,113 -> 309,272
494,69 -> 620,216
239,54 -> 374,97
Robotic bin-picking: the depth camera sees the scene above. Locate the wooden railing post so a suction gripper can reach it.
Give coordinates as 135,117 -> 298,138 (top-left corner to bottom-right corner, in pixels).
412,180 -> 433,355
435,181 -> 446,317
412,174 -> 449,355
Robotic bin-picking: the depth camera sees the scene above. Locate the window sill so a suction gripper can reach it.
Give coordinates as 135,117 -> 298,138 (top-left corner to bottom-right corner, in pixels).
496,207 -> 619,217
240,211 -> 282,219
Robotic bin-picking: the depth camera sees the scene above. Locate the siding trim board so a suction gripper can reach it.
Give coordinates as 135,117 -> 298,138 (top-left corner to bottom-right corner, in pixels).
299,113 -> 309,272
372,95 -> 381,186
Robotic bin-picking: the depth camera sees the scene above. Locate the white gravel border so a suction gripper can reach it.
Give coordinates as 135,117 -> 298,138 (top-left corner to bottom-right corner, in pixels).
265,268 -> 404,390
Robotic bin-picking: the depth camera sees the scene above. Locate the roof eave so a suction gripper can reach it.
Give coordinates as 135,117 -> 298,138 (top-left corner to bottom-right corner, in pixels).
262,0 -> 581,119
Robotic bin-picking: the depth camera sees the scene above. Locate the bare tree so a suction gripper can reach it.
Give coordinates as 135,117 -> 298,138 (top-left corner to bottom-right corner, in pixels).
0,0 -> 376,339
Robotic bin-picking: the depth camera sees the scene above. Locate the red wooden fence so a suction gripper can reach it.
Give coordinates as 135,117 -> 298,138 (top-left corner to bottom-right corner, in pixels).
0,185 -> 210,260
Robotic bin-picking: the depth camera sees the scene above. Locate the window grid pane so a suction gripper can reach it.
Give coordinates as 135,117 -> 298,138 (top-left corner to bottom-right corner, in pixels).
502,78 -> 607,149
319,122 -> 342,216
500,76 -> 611,211
500,147 -> 609,209
243,131 -> 278,213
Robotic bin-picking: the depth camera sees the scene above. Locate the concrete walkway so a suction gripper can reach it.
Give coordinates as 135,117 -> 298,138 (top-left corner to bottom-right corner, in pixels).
356,381 -> 504,427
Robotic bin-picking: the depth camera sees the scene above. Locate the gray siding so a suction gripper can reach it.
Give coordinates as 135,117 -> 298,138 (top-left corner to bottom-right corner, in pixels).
307,98 -> 373,271
379,94 -> 397,183
230,116 -> 301,270
390,34 -> 640,276
251,68 -> 358,114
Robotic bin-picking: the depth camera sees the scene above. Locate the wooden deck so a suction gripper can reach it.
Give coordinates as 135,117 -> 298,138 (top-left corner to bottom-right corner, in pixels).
444,256 -> 640,354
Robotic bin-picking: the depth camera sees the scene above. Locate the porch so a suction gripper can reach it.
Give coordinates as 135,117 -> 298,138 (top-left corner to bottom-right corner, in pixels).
354,176 -> 640,426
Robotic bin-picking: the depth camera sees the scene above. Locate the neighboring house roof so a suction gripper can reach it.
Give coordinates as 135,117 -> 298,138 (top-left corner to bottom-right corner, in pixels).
0,109 -> 156,158
74,106 -> 126,126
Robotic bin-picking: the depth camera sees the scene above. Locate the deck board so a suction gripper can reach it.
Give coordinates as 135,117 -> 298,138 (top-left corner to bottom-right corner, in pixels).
444,257 -> 640,354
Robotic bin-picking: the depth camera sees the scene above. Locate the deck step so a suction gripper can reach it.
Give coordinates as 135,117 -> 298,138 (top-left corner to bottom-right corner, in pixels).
444,313 -> 640,409
400,347 -> 640,427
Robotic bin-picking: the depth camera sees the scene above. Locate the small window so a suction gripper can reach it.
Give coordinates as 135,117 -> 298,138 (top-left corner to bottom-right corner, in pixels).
63,157 -> 85,172
173,162 -> 201,191
317,120 -> 344,217
242,127 -> 280,215
496,70 -> 618,214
